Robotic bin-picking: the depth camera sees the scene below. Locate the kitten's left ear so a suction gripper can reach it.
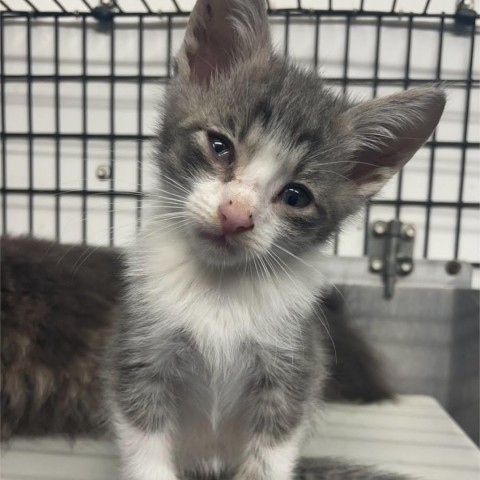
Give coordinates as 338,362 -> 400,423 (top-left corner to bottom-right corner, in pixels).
176,0 -> 271,85
341,87 -> 446,197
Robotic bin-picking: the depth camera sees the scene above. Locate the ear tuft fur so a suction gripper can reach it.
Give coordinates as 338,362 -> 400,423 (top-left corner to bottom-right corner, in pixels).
343,87 -> 446,197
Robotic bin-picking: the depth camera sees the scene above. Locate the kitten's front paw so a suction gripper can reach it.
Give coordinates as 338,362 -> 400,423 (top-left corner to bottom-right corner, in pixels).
123,467 -> 179,480
232,465 -> 292,480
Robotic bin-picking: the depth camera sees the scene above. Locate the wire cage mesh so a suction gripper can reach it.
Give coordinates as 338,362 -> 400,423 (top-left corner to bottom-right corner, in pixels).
0,0 -> 479,267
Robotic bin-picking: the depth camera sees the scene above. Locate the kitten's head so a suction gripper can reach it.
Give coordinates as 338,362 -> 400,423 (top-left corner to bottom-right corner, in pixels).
153,0 -> 445,269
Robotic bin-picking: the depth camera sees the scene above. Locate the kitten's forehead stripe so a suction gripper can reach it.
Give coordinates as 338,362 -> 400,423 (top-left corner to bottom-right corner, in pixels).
226,115 -> 236,134
240,138 -> 284,191
239,100 -> 275,142
178,123 -> 204,134
295,132 -> 320,148
253,100 -> 273,128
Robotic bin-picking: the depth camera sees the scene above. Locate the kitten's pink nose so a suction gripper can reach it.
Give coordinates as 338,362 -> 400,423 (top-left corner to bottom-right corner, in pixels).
218,200 -> 254,235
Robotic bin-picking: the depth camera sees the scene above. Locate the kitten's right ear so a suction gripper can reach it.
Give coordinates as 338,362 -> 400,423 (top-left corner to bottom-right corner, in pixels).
176,0 -> 271,85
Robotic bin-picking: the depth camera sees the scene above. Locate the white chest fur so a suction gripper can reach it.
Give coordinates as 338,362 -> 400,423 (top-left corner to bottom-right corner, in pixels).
125,226 -> 327,369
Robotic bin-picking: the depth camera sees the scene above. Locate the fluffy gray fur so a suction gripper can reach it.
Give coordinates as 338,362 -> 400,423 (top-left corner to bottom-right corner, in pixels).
106,1 -> 445,479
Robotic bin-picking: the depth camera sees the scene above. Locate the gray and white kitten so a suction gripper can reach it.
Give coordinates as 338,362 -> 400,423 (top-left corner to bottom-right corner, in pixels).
106,1 -> 445,479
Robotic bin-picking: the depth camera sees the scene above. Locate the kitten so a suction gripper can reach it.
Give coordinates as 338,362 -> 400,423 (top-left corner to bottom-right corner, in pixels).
106,0 -> 445,479
1,236 -> 390,441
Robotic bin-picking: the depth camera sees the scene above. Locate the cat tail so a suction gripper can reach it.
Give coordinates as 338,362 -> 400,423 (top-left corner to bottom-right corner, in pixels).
319,289 -> 395,403
295,457 -> 415,480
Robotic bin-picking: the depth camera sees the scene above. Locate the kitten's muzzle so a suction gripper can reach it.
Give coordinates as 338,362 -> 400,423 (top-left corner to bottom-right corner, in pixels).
218,199 -> 254,235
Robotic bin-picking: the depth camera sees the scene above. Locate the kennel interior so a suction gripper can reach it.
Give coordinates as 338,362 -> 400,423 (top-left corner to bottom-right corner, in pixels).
1,0 -> 479,443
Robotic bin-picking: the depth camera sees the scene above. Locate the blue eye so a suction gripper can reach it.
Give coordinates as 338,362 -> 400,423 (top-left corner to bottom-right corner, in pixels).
208,133 -> 234,164
280,184 -> 312,208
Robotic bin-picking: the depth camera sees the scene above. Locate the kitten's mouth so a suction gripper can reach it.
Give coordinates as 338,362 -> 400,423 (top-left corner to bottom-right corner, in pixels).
194,228 -> 256,267
198,231 -> 231,249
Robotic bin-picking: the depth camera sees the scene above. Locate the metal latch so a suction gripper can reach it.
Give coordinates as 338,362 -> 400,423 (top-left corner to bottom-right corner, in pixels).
368,220 -> 415,299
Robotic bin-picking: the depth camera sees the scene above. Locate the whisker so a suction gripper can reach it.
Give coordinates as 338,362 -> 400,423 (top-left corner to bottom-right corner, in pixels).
313,305 -> 337,365
252,257 -> 261,283
269,248 -> 301,287
257,255 -> 270,285
149,194 -> 187,205
271,242 -> 344,301
263,252 -> 281,285
315,169 -> 351,182
70,244 -> 104,278
160,174 -> 191,195
151,202 -> 187,210
153,187 -> 188,202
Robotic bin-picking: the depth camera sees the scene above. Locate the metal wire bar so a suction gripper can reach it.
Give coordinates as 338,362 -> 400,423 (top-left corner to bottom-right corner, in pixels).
2,188 -> 478,210
113,1 -> 123,14
363,15 -> 382,256
0,14 -> 6,233
396,15 -> 413,221
423,0 -> 432,14
109,17 -> 115,246
313,13 -> 320,68
52,0 -> 66,13
2,74 -> 478,87
2,10 -> 478,20
166,15 -> 172,77
54,15 -> 60,240
334,14 -> 352,255
136,15 -> 144,231
26,16 -> 33,234
171,0 -> 182,13
81,16 -> 87,243
23,0 -> 38,12
423,15 -> 445,259
454,22 -> 476,259
2,132 -> 477,149
81,0 -> 92,12
139,0 -> 152,14
284,10 -> 290,57
3,188 -> 143,197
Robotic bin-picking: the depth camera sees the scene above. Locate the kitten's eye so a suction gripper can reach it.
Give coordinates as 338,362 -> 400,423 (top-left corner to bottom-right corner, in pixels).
279,184 -> 312,208
208,133 -> 233,164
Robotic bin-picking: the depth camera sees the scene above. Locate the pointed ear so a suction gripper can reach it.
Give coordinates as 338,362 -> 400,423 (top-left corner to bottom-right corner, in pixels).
176,0 -> 271,85
341,87 -> 446,197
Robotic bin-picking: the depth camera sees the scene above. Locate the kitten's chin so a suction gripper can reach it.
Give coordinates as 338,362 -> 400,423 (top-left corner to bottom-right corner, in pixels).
191,229 -> 255,268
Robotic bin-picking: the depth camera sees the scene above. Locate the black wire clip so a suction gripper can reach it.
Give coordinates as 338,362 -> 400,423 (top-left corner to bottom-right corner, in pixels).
455,0 -> 477,27
92,0 -> 116,30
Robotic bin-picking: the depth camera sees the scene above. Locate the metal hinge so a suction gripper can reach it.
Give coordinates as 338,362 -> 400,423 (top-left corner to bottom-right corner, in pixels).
368,220 -> 415,299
